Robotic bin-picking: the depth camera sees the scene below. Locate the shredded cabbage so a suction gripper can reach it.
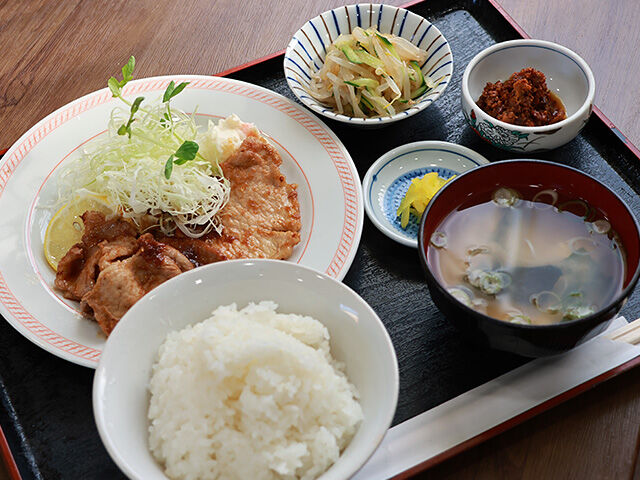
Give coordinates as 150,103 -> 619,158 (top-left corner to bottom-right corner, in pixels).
57,101 -> 230,237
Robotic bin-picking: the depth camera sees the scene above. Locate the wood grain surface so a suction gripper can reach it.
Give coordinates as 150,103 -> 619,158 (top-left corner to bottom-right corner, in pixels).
0,1 -> 639,479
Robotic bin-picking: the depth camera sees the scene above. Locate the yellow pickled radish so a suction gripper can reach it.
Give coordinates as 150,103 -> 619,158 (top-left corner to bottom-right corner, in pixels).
44,195 -> 114,271
396,172 -> 454,228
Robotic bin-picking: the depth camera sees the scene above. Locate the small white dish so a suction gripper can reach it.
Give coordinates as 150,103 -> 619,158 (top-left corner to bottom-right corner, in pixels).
93,259 -> 399,480
363,141 -> 489,248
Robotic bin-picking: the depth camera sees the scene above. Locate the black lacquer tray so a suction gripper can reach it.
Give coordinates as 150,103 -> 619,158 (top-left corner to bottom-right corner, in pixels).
2,1 -> 640,478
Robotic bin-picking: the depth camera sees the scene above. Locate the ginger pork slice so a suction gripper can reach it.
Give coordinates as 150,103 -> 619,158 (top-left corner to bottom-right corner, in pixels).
81,234 -> 193,335
156,135 -> 302,265
54,212 -> 138,301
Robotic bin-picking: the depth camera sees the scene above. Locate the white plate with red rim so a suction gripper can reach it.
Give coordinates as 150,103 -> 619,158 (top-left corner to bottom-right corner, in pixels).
0,75 -> 363,368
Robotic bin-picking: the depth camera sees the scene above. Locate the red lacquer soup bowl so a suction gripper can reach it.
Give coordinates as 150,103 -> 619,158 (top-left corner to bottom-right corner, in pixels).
418,159 -> 640,357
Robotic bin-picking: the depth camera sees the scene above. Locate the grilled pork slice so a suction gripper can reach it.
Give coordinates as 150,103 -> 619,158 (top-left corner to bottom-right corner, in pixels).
212,136 -> 301,258
55,213 -> 193,335
55,212 -> 138,301
219,135 -> 301,234
82,234 -> 193,335
156,136 -> 302,265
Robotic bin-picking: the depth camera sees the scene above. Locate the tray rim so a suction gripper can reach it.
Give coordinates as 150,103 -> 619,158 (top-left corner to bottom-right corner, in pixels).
0,424 -> 20,480
198,1 -> 640,478
0,3 -> 638,160
389,353 -> 640,479
483,0 -> 640,160
1,0 -> 640,478
212,0 -> 640,164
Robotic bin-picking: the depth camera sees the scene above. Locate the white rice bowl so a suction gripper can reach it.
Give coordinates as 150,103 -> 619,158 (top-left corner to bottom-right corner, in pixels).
148,301 -> 363,480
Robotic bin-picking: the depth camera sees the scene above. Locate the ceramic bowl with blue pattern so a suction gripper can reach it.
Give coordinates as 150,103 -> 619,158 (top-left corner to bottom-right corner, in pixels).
462,39 -> 595,152
362,141 -> 489,248
284,4 -> 453,127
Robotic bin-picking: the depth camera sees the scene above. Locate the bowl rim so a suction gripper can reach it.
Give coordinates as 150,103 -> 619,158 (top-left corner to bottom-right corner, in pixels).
92,258 -> 400,480
362,140 -> 489,248
417,158 -> 640,331
284,3 -> 453,125
461,39 -> 596,133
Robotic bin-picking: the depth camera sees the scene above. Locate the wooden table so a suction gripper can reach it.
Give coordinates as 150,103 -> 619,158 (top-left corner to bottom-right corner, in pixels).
1,1 -> 639,478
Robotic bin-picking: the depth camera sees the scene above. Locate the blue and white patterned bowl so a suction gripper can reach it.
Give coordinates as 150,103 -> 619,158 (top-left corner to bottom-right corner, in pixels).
284,4 -> 453,127
363,141 -> 489,247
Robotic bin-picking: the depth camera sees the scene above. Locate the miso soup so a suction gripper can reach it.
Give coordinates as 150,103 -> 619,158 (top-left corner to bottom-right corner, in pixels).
427,188 -> 626,325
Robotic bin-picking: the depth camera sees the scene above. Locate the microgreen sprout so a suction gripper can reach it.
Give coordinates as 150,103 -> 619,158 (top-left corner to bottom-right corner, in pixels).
108,56 -> 135,99
164,141 -> 199,179
117,96 -> 144,138
109,56 -> 143,137
59,56 -> 230,239
106,57 -> 203,179
161,80 -> 189,129
163,80 -> 189,103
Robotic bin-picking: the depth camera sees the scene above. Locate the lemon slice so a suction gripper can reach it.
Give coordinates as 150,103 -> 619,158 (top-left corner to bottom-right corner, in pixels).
44,195 -> 114,271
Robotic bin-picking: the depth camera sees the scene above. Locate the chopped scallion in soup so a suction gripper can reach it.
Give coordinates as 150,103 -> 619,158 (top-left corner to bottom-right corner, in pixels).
427,188 -> 626,325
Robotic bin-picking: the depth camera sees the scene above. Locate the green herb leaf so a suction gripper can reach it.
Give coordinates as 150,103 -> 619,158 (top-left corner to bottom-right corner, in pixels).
170,82 -> 188,98
163,81 -> 175,103
130,96 -> 144,115
115,96 -> 144,139
163,81 -> 189,103
164,155 -> 174,179
108,77 -> 121,97
109,56 -> 136,96
117,96 -> 144,139
160,112 -> 170,127
174,140 -> 199,161
121,56 -> 135,84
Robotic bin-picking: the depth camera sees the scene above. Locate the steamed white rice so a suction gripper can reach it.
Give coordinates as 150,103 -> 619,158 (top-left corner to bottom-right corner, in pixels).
148,301 -> 363,480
